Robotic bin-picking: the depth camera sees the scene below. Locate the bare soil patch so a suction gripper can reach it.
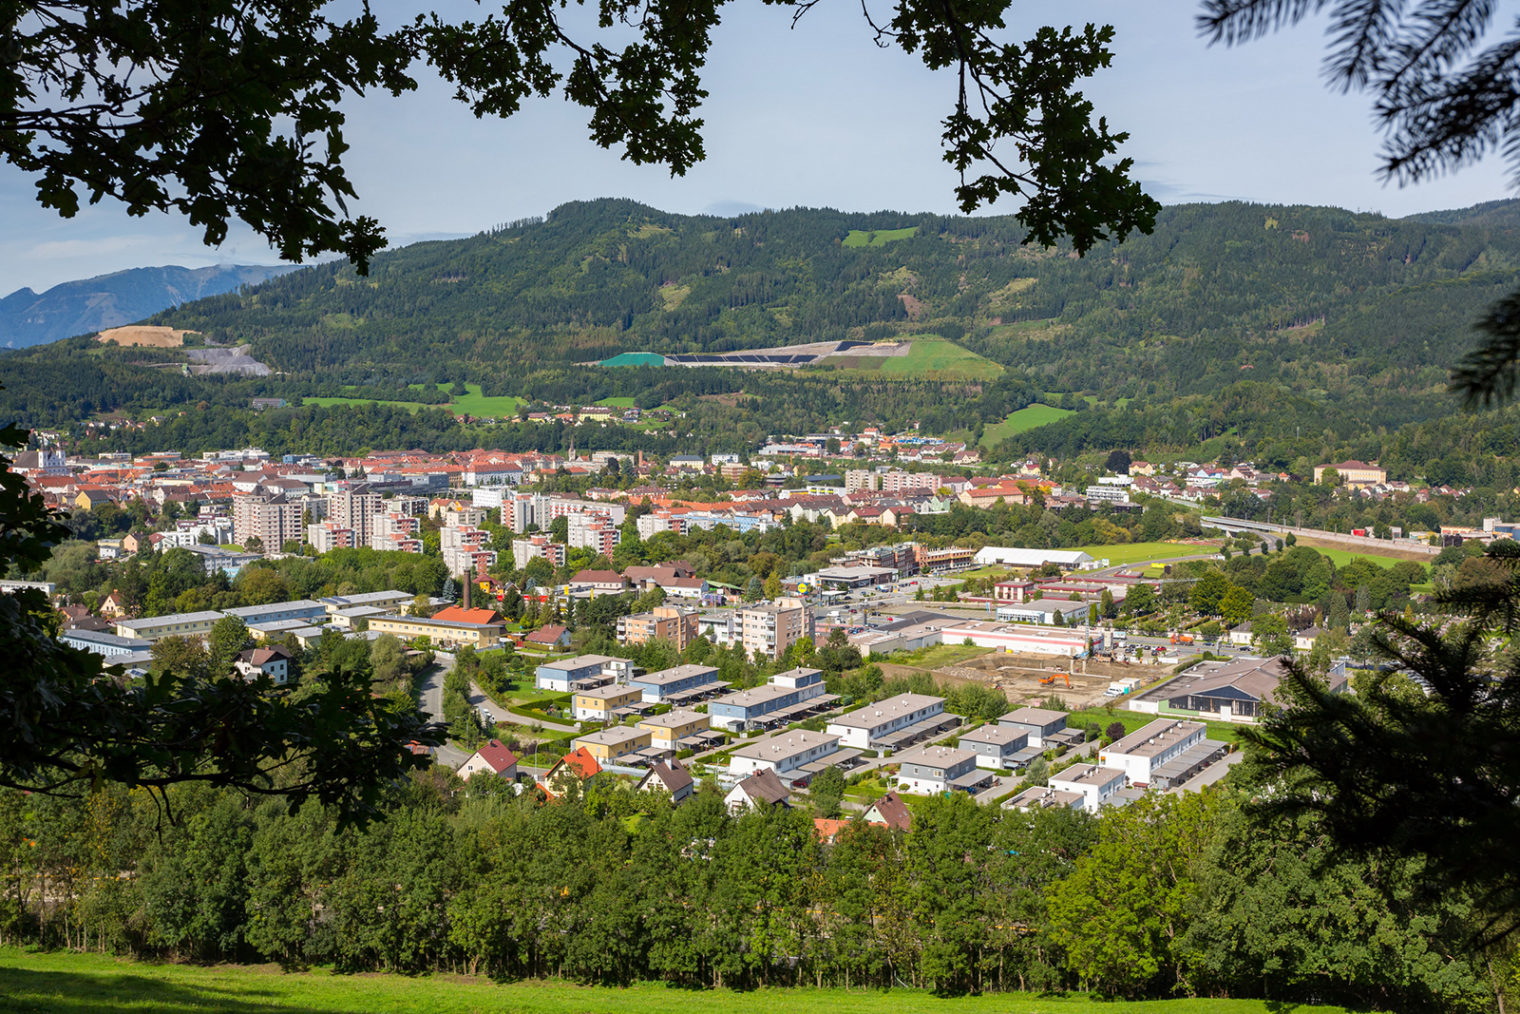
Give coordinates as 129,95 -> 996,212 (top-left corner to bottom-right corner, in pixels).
95,325 -> 198,347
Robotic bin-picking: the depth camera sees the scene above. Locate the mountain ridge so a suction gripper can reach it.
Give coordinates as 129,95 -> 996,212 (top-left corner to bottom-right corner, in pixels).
0,263 -> 297,348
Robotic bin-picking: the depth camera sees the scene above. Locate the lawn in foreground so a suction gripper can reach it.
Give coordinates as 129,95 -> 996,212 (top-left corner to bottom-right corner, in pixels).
0,949 -> 1360,1014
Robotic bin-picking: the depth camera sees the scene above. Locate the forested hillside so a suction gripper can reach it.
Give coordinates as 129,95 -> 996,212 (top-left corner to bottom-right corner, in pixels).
4,197 -> 1519,468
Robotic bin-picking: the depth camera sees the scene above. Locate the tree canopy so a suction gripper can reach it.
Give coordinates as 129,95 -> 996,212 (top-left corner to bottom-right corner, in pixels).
3,0 -> 1158,271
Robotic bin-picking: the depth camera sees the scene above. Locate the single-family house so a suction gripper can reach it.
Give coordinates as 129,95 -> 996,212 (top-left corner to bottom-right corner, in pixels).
637,758 -> 695,803
724,768 -> 791,813
458,739 -> 519,781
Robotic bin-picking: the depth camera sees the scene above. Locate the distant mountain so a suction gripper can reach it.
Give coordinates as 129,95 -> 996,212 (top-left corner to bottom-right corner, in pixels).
0,264 -> 297,348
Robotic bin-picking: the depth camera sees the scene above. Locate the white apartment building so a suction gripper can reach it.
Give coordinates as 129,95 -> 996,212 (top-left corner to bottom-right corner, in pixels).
727,730 -> 841,778
739,597 -> 814,660
826,693 -> 945,749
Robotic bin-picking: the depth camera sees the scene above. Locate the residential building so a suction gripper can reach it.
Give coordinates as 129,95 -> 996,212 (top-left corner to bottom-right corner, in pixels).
573,726 -> 652,764
368,613 -> 503,649
567,512 -> 620,555
617,604 -> 699,652
324,485 -> 382,545
1005,785 -> 1085,811
627,663 -> 726,704
636,758 -> 695,803
1047,763 -> 1127,812
728,730 -> 842,778
307,521 -> 356,553
998,707 -> 1070,746
637,710 -> 709,751
59,629 -> 151,658
724,768 -> 790,813
739,597 -> 814,659
825,693 -> 950,750
957,724 -> 1034,769
707,667 -> 835,730
233,646 -> 294,684
893,745 -> 990,795
116,610 -> 224,642
1313,460 -> 1388,487
568,569 -> 627,597
534,654 -> 624,692
571,684 -> 643,723
458,739 -> 519,781
231,492 -> 301,550
223,600 -> 327,627
863,791 -> 913,831
1098,718 -> 1208,787
512,534 -> 566,570
538,747 -> 602,799
441,524 -> 496,579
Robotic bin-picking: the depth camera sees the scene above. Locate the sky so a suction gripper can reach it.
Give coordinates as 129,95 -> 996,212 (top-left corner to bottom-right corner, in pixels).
2,0 -> 1514,294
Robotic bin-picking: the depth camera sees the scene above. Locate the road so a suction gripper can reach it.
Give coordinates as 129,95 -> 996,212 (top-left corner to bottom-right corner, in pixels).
469,681 -> 577,735
416,653 -> 468,769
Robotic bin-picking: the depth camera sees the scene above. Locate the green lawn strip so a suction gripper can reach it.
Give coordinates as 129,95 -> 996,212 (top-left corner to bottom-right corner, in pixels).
595,396 -> 639,408
0,949 -> 1355,1013
883,642 -> 997,670
978,404 -> 1076,446
1075,542 -> 1214,566
1067,705 -> 1248,745
1293,543 -> 1423,570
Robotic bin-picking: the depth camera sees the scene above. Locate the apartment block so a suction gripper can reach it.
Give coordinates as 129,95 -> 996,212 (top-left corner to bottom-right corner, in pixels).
617,604 -> 699,652
739,597 -> 814,660
512,534 -> 566,570
231,493 -> 301,551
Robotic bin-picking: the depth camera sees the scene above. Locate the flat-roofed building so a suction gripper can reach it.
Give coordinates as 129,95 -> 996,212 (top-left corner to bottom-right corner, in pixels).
1004,785 -> 1085,811
534,654 -> 625,692
637,710 -> 709,750
319,590 -> 414,615
958,724 -> 1034,769
826,692 -> 949,750
998,707 -> 1070,746
573,725 -> 652,763
617,604 -> 700,652
738,597 -> 813,659
728,730 -> 841,778
894,745 -> 990,795
572,684 -> 643,723
707,667 -> 836,731
1048,763 -> 1127,812
1099,718 -> 1207,787
368,613 -> 503,650
628,663 -> 726,704
223,600 -> 327,626
59,629 -> 151,657
116,610 -> 224,642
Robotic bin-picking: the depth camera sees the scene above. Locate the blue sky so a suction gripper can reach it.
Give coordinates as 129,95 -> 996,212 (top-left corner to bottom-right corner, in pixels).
2,0 -> 1512,293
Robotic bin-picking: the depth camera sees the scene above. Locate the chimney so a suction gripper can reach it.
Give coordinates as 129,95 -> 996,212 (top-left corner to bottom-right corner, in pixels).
463,577 -> 471,611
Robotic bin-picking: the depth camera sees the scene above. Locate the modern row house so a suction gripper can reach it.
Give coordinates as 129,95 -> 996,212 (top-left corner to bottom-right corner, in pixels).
893,745 -> 991,795
825,692 -> 953,750
728,730 -> 843,780
1099,718 -> 1208,787
707,667 -> 837,731
627,663 -> 727,704
534,654 -> 631,692
957,724 -> 1037,770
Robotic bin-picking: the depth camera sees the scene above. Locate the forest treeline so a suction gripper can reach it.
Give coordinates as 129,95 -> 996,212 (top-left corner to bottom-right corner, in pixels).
1,771 -> 1502,1012
5,199 -> 1520,471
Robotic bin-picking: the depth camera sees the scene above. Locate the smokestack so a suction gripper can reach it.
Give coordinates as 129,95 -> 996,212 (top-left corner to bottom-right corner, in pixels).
462,576 -> 471,611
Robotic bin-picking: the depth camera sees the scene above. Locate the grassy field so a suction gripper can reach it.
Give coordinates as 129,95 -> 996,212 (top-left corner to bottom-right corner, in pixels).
876,338 -> 1003,381
1076,542 -> 1214,566
1294,540 -> 1431,569
841,226 -> 918,247
1067,704 -> 1249,745
978,404 -> 1076,446
0,949 -> 1357,1014
444,383 -> 527,418
595,396 -> 639,408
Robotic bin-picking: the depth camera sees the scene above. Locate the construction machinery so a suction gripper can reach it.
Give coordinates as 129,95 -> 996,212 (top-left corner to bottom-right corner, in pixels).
1038,671 -> 1071,688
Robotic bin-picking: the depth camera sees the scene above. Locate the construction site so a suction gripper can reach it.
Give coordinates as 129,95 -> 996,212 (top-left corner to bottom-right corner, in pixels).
887,648 -> 1174,710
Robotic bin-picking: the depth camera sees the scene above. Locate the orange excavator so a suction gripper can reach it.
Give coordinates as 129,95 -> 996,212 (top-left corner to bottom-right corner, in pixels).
1038,671 -> 1071,687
